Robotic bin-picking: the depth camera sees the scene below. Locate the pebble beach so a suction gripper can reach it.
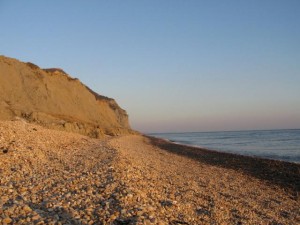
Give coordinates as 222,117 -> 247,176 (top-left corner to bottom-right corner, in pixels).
0,121 -> 299,224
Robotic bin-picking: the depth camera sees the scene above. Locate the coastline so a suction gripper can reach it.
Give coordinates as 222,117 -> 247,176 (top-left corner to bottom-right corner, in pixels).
146,135 -> 300,195
149,130 -> 300,164
109,135 -> 300,224
1,121 -> 299,224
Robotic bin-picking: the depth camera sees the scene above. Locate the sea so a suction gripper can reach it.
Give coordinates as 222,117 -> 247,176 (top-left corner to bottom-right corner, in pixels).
149,129 -> 300,164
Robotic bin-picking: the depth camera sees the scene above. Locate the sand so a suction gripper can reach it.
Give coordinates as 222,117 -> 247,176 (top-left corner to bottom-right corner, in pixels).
0,121 -> 299,224
0,55 -> 131,137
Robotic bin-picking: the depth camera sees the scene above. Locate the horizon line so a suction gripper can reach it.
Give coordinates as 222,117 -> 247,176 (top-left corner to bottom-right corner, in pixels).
146,127 -> 300,135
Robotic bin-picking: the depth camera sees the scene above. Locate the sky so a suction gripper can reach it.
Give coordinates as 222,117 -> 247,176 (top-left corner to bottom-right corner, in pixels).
0,0 -> 300,133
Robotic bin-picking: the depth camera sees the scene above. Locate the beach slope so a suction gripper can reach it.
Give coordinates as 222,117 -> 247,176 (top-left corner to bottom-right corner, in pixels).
0,121 -> 299,224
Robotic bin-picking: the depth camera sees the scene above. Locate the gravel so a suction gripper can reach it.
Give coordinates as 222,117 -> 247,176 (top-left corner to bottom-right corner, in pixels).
0,121 -> 299,224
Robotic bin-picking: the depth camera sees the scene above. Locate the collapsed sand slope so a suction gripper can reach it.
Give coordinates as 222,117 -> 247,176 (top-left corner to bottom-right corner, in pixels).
0,56 -> 131,137
108,135 -> 300,225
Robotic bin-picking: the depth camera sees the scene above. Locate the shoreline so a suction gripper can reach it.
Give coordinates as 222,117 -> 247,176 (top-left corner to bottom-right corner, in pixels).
146,135 -> 300,196
148,130 -> 300,165
109,135 -> 300,224
1,121 -> 299,224
154,136 -> 300,165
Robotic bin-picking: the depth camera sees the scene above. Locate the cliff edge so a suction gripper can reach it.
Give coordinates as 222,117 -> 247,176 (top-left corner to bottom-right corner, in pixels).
0,55 -> 132,137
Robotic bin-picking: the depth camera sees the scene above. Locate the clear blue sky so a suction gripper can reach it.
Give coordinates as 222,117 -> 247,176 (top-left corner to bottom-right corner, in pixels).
1,0 -> 299,132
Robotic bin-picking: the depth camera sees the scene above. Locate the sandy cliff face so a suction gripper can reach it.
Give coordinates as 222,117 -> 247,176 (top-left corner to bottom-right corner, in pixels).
0,56 -> 132,137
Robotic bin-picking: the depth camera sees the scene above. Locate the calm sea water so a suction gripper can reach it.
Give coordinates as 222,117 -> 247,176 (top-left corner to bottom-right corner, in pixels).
149,129 -> 300,164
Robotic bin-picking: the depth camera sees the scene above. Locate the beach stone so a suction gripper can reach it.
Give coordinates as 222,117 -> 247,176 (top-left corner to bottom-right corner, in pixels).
23,205 -> 32,213
147,206 -> 155,212
3,217 -> 13,224
32,215 -> 41,221
157,222 -> 167,225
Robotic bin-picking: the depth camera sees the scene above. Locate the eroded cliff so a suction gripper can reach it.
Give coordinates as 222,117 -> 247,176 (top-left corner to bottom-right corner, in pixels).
0,56 -> 132,137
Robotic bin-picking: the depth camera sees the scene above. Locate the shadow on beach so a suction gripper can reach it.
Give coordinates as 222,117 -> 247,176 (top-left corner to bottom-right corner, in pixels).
147,136 -> 300,197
